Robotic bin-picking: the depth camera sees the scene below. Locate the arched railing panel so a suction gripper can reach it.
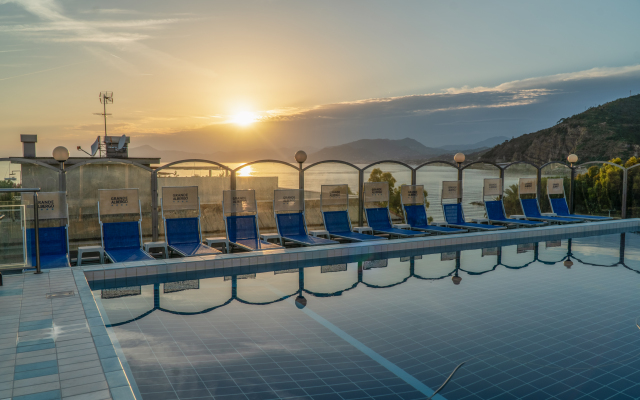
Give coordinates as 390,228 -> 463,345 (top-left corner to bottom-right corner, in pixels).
304,161 -> 361,229
235,270 -> 299,305
413,254 -> 456,280
303,263 -> 359,296
415,162 -> 458,222
623,232 -> 640,273
460,248 -> 498,275
500,243 -> 535,269
155,160 -> 232,240
571,235 -> 622,267
234,161 -> 300,233
626,162 -> 640,218
93,285 -> 155,326
537,239 -> 569,264
502,162 -> 538,217
362,162 -> 413,224
573,161 -> 624,218
360,258 -> 411,288
0,158 -> 61,197
461,162 -> 501,221
159,278 -> 231,314
539,162 -> 572,213
66,160 -> 153,250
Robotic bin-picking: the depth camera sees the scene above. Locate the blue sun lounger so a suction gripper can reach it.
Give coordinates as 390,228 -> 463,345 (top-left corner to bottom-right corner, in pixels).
400,185 -> 466,234
520,199 -> 581,224
27,226 -> 70,269
223,189 -> 283,251
322,211 -> 383,241
443,203 -> 506,231
24,191 -> 70,269
546,178 -> 612,221
274,189 -> 338,246
517,178 -> 580,224
440,180 -> 506,231
99,188 -> 154,263
485,201 -> 546,227
162,186 -> 221,257
320,185 -> 383,242
363,182 -> 427,238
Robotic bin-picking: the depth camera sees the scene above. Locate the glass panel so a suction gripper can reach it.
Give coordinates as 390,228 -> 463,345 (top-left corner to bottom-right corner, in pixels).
627,164 -> 640,219
66,161 -> 152,251
502,163 -> 538,217
304,163 -> 360,230
573,162 -> 624,218
235,162 -> 299,234
540,163 -> 572,213
362,163 -> 412,224
462,163 -> 500,221
460,248 -> 498,274
415,162 -> 458,223
157,162 -> 231,240
537,239 -> 569,264
500,243 -> 535,268
159,278 -> 232,313
0,205 -> 26,269
303,262 -> 359,295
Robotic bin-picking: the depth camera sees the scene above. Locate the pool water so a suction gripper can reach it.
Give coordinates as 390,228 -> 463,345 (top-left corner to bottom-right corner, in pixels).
91,231 -> 640,400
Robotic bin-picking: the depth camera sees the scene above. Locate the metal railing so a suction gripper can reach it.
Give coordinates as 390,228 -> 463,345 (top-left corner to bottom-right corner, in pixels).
0,188 -> 41,274
1,155 -> 636,247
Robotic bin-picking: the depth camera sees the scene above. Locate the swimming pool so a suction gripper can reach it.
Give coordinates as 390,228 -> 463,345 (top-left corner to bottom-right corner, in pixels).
89,228 -> 640,400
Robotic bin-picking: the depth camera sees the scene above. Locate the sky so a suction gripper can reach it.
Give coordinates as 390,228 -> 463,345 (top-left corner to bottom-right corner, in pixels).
1,0 -> 639,158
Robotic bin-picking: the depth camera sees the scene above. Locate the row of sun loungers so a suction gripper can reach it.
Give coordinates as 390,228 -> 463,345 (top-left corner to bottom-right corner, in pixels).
23,177 -> 611,269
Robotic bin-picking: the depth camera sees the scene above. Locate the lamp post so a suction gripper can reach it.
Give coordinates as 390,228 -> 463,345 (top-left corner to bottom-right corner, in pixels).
567,154 -> 578,214
53,146 -> 69,192
295,150 -> 307,196
53,146 -> 70,170
454,153 -> 465,203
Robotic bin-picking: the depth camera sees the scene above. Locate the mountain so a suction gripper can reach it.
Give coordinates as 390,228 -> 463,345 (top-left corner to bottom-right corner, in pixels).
480,95 -> 640,164
129,145 -> 319,164
438,136 -> 510,152
306,138 -> 448,164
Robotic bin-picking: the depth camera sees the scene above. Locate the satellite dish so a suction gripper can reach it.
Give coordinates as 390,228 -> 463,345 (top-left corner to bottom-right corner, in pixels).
90,136 -> 100,156
117,135 -> 127,151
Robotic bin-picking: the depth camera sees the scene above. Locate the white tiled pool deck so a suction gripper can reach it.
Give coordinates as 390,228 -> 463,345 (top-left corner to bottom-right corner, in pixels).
0,218 -> 638,400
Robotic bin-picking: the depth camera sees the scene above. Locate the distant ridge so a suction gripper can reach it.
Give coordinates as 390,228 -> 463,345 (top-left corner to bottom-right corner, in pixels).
481,95 -> 640,164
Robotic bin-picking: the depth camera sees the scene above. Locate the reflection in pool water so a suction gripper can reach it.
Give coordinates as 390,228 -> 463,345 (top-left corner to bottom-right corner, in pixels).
92,232 -> 640,400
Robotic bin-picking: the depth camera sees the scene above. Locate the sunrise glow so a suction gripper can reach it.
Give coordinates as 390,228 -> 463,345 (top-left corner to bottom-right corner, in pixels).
230,111 -> 259,126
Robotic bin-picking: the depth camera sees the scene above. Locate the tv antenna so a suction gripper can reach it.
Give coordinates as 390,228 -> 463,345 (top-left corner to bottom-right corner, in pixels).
94,91 -> 113,150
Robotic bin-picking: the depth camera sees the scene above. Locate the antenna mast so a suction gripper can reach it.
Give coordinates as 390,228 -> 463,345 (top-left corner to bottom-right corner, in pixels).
94,91 -> 113,158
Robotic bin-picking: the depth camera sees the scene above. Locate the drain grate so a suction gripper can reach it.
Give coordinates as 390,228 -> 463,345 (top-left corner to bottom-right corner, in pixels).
46,291 -> 75,299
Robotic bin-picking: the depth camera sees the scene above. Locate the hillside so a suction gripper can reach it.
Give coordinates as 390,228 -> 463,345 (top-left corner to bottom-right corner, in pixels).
481,95 -> 640,164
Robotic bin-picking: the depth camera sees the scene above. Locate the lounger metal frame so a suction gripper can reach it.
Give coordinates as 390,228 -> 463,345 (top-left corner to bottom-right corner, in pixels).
98,192 -> 146,262
222,189 -> 278,251
400,186 -> 465,234
363,183 -> 427,238
161,187 -> 207,256
24,192 -> 71,268
319,185 -> 383,242
482,181 -> 543,228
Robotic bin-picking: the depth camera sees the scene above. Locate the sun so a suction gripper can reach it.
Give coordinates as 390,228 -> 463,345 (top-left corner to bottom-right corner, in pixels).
230,111 -> 259,126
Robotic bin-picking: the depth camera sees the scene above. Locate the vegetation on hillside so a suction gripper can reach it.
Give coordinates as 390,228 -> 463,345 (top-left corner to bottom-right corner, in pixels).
481,95 -> 640,164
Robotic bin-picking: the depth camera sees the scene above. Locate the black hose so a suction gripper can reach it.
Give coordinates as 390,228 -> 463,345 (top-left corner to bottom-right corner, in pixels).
426,360 -> 467,400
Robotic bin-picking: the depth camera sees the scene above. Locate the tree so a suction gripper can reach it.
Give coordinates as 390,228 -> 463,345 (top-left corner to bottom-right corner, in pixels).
367,168 -> 431,222
0,180 -> 17,202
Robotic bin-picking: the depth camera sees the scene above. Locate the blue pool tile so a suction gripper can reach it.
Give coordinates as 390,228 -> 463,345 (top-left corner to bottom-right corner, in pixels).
13,390 -> 61,400
14,366 -> 58,380
16,342 -> 56,353
18,319 -> 52,332
0,289 -> 22,296
15,360 -> 58,372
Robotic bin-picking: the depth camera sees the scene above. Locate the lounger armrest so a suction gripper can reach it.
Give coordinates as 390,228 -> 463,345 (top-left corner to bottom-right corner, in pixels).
392,224 -> 411,229
541,213 -> 557,216
510,215 -> 526,220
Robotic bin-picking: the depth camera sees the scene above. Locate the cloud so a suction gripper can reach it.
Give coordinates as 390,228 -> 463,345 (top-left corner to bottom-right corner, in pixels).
0,0 -> 215,77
